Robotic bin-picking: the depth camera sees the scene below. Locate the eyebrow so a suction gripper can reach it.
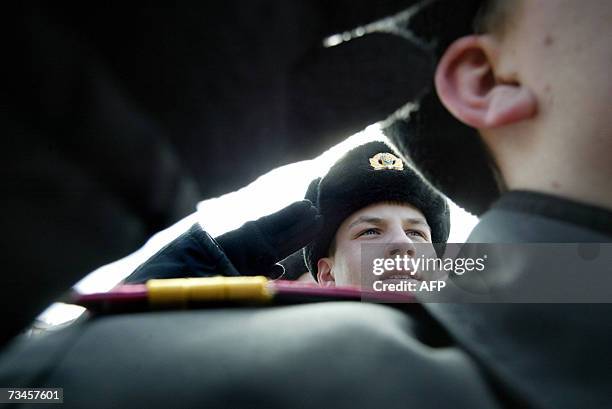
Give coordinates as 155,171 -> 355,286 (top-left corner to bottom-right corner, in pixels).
348,216 -> 384,230
347,216 -> 430,230
404,218 -> 430,229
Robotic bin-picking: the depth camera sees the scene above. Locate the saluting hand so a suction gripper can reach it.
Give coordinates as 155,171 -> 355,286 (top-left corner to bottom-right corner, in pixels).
216,199 -> 322,278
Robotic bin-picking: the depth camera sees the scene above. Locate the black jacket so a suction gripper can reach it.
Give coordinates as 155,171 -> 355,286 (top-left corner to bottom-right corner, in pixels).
1,191 -> 611,408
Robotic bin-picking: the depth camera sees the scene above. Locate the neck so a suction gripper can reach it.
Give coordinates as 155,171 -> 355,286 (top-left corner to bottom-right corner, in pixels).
498,148 -> 612,212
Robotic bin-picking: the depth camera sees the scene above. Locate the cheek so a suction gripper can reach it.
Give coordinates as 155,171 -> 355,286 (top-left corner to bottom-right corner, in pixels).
420,243 -> 437,258
333,243 -> 364,285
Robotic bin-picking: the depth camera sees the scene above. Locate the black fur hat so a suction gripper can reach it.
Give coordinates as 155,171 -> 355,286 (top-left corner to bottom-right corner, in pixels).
303,141 -> 450,279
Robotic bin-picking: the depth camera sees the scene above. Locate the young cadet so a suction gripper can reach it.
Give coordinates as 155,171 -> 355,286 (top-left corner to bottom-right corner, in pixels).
299,141 -> 450,289
2,2 -> 611,409
124,141 -> 449,287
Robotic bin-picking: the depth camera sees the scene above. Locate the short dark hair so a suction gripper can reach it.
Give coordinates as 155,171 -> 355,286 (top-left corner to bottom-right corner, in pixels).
474,0 -> 516,36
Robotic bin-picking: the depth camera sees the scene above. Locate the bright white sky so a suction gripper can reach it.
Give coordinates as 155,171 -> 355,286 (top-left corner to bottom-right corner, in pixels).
37,124 -> 478,326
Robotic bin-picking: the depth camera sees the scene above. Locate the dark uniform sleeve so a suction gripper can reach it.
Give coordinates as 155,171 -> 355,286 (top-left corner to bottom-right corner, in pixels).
124,200 -> 322,283
124,223 -> 240,283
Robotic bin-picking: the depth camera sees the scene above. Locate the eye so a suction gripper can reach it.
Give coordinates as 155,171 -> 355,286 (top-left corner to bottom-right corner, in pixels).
406,230 -> 427,240
358,228 -> 380,237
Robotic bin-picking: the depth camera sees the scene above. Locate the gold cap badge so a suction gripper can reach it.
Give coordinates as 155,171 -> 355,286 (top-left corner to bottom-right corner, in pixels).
369,152 -> 404,171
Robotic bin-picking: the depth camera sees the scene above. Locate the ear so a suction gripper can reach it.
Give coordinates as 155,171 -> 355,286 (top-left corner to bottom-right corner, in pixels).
316,258 -> 336,287
435,35 -> 537,129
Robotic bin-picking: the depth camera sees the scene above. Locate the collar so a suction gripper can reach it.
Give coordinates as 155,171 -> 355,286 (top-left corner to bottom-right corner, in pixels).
492,190 -> 612,239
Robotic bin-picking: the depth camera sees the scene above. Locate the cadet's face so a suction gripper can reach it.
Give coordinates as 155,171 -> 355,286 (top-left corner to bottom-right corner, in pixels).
502,0 -> 612,145
319,203 -> 435,288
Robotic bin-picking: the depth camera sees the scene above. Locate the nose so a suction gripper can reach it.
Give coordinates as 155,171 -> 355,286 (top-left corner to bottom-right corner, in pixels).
384,229 -> 416,259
